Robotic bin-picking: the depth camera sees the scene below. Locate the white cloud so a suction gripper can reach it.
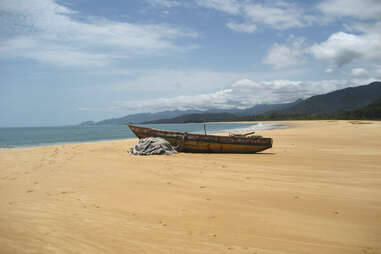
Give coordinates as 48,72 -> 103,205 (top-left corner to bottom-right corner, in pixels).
196,0 -> 241,15
242,3 -> 312,30
0,0 -> 197,67
263,37 -> 306,69
348,66 -> 381,79
197,0 -> 318,32
350,68 -> 369,77
226,22 -> 257,33
146,0 -> 181,8
310,22 -> 381,67
107,69 -> 246,95
0,36 -> 112,67
318,0 -> 381,20
114,78 -> 370,113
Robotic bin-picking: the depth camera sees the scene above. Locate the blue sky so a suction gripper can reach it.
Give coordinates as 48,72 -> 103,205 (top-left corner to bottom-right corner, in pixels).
1,0 -> 380,127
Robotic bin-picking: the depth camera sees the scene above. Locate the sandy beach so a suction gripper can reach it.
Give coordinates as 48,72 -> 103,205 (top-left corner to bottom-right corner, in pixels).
0,120 -> 380,254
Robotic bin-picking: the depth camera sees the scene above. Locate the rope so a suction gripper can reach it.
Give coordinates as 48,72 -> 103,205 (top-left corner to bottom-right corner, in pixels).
175,132 -> 187,152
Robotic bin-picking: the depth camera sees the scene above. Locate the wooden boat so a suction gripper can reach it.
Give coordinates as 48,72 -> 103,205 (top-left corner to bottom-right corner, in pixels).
127,124 -> 272,153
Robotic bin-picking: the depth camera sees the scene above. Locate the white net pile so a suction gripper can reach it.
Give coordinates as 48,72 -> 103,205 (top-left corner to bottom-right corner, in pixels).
130,137 -> 177,155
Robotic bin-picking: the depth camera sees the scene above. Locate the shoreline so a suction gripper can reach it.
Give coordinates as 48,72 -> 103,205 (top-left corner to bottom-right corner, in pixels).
0,121 -> 287,150
0,137 -> 136,151
1,119 -> 376,150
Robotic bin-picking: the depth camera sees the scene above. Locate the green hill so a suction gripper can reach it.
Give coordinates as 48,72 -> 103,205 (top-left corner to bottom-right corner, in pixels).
338,98 -> 381,120
282,81 -> 381,114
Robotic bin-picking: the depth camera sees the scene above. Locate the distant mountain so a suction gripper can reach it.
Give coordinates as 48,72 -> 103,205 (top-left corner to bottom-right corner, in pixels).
240,81 -> 381,121
79,121 -> 96,126
145,112 -> 238,124
234,100 -> 302,116
80,81 -> 381,125
281,81 -> 381,114
144,81 -> 381,123
80,109 -> 202,125
80,101 -> 300,125
144,101 -> 300,123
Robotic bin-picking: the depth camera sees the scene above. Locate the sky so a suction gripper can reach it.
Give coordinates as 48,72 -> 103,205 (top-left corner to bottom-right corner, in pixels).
0,0 -> 381,127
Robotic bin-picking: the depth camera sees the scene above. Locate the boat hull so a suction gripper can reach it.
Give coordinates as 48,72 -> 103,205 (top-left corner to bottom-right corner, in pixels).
128,124 -> 272,153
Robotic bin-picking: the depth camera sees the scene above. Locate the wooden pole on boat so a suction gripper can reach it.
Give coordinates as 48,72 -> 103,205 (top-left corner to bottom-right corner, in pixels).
204,123 -> 207,135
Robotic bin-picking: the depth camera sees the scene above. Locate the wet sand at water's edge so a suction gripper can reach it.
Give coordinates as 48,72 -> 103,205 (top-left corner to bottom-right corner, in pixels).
0,120 -> 380,254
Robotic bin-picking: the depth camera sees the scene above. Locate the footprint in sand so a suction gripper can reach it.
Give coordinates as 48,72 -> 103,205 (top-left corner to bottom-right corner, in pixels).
362,247 -> 377,254
26,189 -> 34,193
158,220 -> 167,226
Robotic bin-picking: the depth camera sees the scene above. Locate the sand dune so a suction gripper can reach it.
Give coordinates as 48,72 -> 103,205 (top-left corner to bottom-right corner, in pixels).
0,121 -> 380,254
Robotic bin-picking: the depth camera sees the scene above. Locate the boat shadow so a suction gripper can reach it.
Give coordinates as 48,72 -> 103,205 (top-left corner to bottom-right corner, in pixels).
183,152 -> 275,155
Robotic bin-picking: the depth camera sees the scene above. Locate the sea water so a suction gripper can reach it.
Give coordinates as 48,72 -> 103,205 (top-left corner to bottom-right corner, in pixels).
0,122 -> 284,148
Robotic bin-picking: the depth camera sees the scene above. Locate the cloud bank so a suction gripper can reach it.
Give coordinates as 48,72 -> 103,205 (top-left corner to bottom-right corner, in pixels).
318,0 -> 381,20
0,0 -> 197,67
197,0 -> 318,32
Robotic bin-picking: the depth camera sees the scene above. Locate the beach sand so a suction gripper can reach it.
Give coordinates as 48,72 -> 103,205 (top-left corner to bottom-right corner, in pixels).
0,120 -> 380,254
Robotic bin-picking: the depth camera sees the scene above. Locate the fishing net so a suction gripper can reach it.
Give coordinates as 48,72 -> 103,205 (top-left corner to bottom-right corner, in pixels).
130,137 -> 177,155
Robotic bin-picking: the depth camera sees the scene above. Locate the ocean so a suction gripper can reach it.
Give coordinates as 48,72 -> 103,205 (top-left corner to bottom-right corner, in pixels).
0,122 -> 284,149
